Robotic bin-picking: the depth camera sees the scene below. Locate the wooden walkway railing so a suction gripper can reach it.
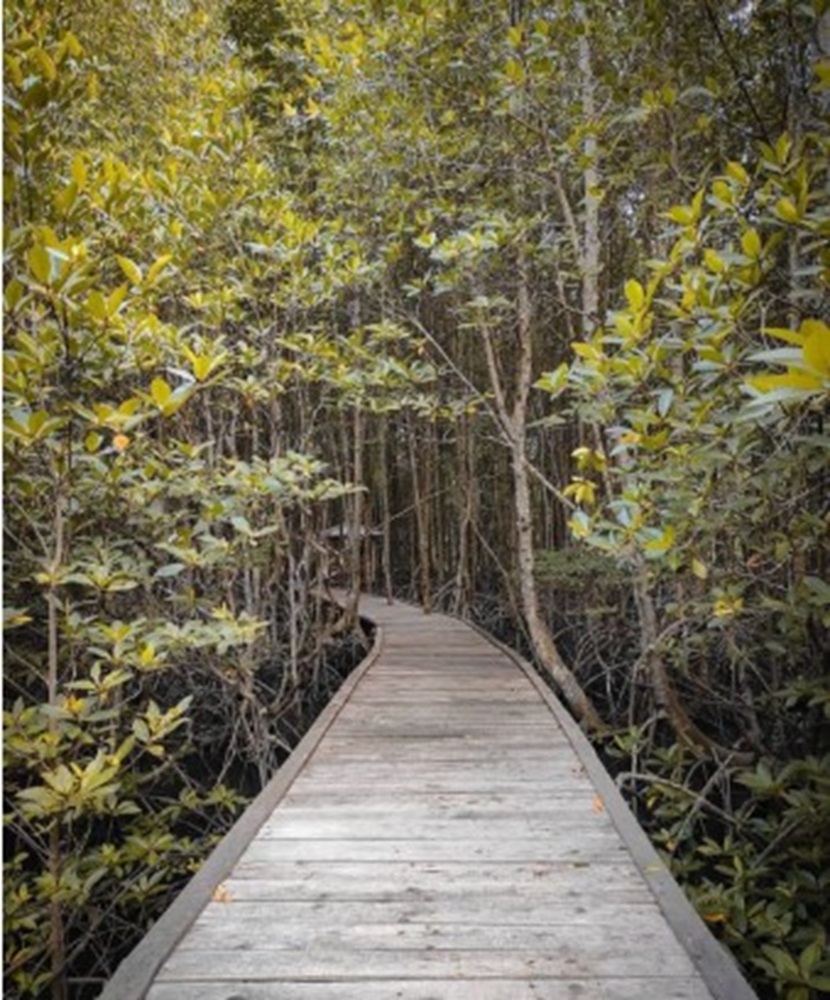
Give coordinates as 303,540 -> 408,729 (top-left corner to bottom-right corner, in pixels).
100,594 -> 758,1000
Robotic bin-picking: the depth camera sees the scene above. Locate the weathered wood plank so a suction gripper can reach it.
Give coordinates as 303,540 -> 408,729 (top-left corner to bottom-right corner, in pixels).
258,812 -> 620,841
282,781 -> 597,798
222,858 -> 651,898
168,920 -> 696,978
272,793 -> 606,817
148,978 -> 715,1000
218,884 -> 653,918
157,941 -> 697,981
239,836 -> 629,863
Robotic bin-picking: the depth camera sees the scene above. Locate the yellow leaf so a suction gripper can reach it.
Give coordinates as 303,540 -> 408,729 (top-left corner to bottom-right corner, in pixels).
572,342 -> 598,360
704,249 -> 725,273
800,320 -> 830,377
740,229 -> 761,258
84,432 -> 103,453
150,377 -> 172,407
613,313 -> 635,339
65,695 -> 85,715
572,446 -> 592,469
748,370 -> 823,393
61,31 -> 84,59
775,197 -> 800,223
146,254 -> 174,285
568,514 -> 591,540
666,205 -> 694,226
711,179 -> 733,205
726,161 -> 749,185
625,279 -> 645,311
564,478 -> 597,508
108,284 -> 129,317
212,884 -> 232,903
33,47 -> 57,82
191,355 -> 213,381
645,525 -> 676,553
762,326 -> 805,346
714,596 -> 744,619
592,794 -> 604,814
116,255 -> 143,286
71,154 -> 88,191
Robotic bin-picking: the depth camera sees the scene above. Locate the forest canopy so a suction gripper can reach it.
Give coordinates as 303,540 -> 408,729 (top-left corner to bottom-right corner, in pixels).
3,1 -> 829,998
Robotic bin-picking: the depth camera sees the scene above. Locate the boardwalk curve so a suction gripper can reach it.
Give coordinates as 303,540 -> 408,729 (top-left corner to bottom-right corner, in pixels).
100,595 -> 757,1000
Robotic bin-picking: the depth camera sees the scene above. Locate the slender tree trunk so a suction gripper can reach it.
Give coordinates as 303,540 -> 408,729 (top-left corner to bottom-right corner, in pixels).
578,7 -> 601,332
631,565 -> 751,761
378,415 -> 393,603
346,405 -> 365,624
483,256 -> 605,730
408,413 -> 432,613
453,414 -> 474,616
47,496 -> 68,1000
510,432 -> 605,730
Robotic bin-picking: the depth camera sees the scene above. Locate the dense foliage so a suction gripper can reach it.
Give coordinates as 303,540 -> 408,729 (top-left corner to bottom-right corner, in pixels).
4,1 -> 829,998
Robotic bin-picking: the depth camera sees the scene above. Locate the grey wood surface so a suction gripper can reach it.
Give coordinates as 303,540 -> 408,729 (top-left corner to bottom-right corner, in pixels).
102,594 -> 757,1000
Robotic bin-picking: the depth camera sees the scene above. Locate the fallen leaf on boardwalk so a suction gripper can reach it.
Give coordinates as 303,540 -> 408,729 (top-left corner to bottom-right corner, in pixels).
592,794 -> 604,814
212,884 -> 232,903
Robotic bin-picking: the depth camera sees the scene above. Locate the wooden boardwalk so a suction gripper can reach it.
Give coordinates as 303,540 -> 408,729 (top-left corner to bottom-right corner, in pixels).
101,595 -> 757,1000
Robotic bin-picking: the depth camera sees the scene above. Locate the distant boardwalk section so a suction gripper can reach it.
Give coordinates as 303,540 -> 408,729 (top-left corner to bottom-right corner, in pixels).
100,594 -> 758,1000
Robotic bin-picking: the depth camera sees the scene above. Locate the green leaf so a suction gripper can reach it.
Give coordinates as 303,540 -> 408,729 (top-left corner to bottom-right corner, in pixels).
691,558 -> 708,580
133,718 -> 150,743
534,363 -> 569,397
17,786 -> 60,816
799,936 -> 826,976
86,290 -> 108,320
28,245 -> 52,285
230,515 -> 253,536
155,562 -> 186,579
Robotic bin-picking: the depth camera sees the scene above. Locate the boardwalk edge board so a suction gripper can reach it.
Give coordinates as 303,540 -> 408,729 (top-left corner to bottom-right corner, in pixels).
465,617 -> 759,1000
97,616 -> 383,1000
